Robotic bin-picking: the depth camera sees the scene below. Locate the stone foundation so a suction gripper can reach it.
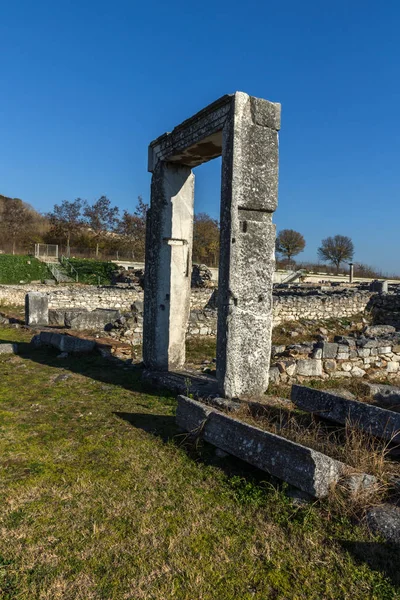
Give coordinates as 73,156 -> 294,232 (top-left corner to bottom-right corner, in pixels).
270,336 -> 400,384
273,289 -> 374,325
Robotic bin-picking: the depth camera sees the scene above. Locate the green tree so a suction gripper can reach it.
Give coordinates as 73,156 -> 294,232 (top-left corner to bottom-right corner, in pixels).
275,229 -> 306,265
318,235 -> 354,273
83,196 -> 119,257
47,198 -> 83,257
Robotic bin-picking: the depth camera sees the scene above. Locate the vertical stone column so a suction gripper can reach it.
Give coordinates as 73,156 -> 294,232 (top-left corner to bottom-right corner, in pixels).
143,161 -> 194,371
25,292 -> 49,326
349,263 -> 354,283
217,92 -> 281,398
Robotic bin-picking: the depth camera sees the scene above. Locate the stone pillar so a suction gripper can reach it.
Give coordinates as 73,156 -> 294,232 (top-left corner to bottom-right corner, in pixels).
25,292 -> 49,326
349,263 -> 354,283
143,161 -> 195,370
217,93 -> 280,398
370,280 -> 389,293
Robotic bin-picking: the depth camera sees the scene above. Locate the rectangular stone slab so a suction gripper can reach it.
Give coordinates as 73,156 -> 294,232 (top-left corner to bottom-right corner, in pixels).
176,395 -> 347,498
25,292 -> 49,326
39,331 -> 96,354
291,385 -> 400,443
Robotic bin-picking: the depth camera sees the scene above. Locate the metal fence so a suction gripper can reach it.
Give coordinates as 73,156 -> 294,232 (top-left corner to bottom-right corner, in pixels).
34,243 -> 59,260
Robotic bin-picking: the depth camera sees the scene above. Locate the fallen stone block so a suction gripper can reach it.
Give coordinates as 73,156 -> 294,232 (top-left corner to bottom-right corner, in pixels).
64,308 -> 120,330
0,343 -> 18,354
291,385 -> 400,443
360,382 -> 400,408
48,309 -> 66,326
176,395 -> 362,499
48,308 -> 120,330
366,504 -> 400,543
296,359 -> 323,377
38,331 -> 96,354
364,325 -> 396,338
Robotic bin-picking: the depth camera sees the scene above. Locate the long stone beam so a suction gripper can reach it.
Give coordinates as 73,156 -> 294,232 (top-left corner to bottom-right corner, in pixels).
148,95 -> 232,170
176,395 -> 350,498
291,385 -> 400,443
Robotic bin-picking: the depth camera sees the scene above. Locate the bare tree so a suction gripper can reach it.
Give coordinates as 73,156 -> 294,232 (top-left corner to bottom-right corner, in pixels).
275,229 -> 306,265
83,196 -> 119,257
318,235 -> 354,273
0,198 -> 33,254
47,198 -> 83,257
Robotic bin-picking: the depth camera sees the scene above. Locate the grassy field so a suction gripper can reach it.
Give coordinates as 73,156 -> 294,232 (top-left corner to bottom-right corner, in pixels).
0,326 -> 399,599
0,255 -> 50,284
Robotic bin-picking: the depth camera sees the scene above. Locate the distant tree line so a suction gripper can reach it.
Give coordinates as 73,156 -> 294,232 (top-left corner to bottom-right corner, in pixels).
0,194 -> 221,266
0,193 -> 396,278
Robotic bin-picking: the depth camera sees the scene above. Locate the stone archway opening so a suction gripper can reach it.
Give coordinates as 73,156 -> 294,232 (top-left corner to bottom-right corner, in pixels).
143,92 -> 280,399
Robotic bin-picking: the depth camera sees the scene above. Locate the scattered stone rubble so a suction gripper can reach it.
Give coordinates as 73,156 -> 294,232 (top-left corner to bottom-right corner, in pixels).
191,264 -> 214,288
270,326 -> 400,384
111,267 -> 144,287
105,301 -> 143,344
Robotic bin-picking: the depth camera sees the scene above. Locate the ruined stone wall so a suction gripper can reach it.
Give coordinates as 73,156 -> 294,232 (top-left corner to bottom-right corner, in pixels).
270,337 -> 400,385
1,284 -> 377,331
0,284 -> 143,312
273,290 -> 373,325
48,286 -> 143,311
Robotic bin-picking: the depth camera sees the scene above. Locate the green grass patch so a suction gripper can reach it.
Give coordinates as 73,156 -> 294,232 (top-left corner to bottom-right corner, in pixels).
0,255 -> 50,284
68,258 -> 115,285
0,325 -> 399,599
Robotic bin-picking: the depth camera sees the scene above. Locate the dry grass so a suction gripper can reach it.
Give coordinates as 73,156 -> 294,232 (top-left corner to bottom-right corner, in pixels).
232,399 -> 400,515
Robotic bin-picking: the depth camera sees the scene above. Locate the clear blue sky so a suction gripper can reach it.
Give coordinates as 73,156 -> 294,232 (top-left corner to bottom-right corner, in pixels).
1,1 -> 399,272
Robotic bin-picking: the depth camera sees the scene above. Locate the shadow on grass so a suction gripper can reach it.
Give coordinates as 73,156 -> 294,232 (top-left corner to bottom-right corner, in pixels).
114,412 -> 178,443
9,340 -> 170,400
340,540 -> 400,587
114,410 -> 283,487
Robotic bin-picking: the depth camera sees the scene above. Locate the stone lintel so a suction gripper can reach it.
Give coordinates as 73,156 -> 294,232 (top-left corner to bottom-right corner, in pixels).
148,92 -> 281,171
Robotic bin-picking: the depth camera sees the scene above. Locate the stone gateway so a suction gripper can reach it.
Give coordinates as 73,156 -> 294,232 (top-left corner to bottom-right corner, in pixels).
143,92 -> 281,398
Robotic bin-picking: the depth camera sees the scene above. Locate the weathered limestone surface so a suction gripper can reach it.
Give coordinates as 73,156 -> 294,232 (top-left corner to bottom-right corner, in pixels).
49,308 -> 120,330
176,395 -> 347,498
291,385 -> 400,443
143,162 -> 194,370
366,504 -> 400,543
38,331 -> 96,354
217,93 -> 279,398
0,343 -> 18,354
25,292 -> 49,326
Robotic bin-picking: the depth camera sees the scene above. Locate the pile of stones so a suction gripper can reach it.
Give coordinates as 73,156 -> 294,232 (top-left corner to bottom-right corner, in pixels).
191,264 -> 213,288
270,324 -> 400,384
111,267 -> 144,288
105,301 -> 144,344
